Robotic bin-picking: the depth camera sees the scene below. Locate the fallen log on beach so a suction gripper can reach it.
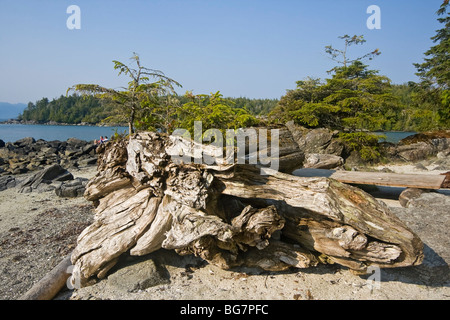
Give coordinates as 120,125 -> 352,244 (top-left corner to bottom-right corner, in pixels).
69,132 -> 424,288
18,254 -> 72,300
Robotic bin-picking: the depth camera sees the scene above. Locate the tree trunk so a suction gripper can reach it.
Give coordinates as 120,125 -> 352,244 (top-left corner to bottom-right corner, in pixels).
71,131 -> 423,287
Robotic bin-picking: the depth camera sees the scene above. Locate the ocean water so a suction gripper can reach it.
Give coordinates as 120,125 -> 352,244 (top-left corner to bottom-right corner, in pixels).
0,124 -> 128,143
0,124 -> 416,144
372,131 -> 417,143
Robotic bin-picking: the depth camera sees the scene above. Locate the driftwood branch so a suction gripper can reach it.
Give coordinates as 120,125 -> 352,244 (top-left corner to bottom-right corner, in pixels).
71,132 -> 423,287
18,254 -> 72,300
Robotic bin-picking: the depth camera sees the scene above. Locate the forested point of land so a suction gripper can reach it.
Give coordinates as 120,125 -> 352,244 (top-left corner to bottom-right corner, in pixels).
18,83 -> 448,133
18,94 -> 278,125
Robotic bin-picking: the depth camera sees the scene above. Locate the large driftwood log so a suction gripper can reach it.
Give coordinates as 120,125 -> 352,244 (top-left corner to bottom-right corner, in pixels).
70,132 -> 423,287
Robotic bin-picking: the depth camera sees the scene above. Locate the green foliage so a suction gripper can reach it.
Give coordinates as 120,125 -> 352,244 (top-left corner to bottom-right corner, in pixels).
269,60 -> 400,132
324,34 -> 381,72
414,2 -> 449,90
174,91 -> 259,136
412,1 -> 449,129
269,30 -> 446,136
176,95 -> 278,116
68,53 -> 181,134
19,94 -> 115,124
227,97 -> 278,116
269,35 -> 402,162
111,128 -> 129,141
339,132 -> 383,162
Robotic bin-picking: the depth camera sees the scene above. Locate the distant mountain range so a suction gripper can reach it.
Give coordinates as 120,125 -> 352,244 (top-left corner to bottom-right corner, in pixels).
0,102 -> 27,121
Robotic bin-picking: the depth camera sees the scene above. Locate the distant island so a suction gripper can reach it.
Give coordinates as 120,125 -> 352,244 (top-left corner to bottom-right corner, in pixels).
0,102 -> 27,121
12,94 -> 278,127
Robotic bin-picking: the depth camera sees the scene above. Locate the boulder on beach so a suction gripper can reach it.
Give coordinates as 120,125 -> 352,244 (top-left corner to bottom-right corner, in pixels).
386,130 -> 450,162
0,175 -> 16,191
18,164 -> 74,193
12,137 -> 36,148
55,178 -> 88,198
398,188 -> 432,208
285,121 -> 344,156
303,153 -> 344,169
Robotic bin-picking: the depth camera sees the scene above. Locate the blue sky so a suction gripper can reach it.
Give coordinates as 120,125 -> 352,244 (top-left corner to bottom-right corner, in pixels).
0,0 -> 444,104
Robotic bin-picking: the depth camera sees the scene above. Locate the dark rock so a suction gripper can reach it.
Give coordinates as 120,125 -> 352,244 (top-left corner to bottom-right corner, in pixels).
11,166 -> 28,175
303,153 -> 344,169
79,157 -> 97,166
399,130 -> 450,145
276,128 -> 305,173
398,188 -> 431,208
414,163 -> 428,171
48,140 -> 64,150
65,150 -> 78,157
55,178 -> 88,197
324,139 -> 345,156
13,137 -> 35,147
391,192 -> 450,286
285,121 -> 344,157
297,128 -> 334,154
0,139 -> 5,148
107,257 -> 170,292
67,138 -> 88,148
0,137 -> 97,175
18,164 -> 74,193
396,142 -> 435,161
343,150 -> 364,167
245,127 -> 305,174
0,175 -> 16,191
393,131 -> 450,162
82,144 -> 96,155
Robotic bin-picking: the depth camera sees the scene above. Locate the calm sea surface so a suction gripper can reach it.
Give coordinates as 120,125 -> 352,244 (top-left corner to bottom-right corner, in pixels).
0,124 -> 128,143
0,124 -> 416,144
372,131 -> 417,143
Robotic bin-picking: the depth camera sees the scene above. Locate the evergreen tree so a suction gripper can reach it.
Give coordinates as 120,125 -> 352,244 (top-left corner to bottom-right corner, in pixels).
413,1 -> 449,128
174,91 -> 259,136
270,35 -> 398,132
68,53 -> 181,134
269,35 -> 399,161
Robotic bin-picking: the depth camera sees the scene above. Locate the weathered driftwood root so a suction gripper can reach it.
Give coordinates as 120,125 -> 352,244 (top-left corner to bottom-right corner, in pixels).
71,132 -> 423,287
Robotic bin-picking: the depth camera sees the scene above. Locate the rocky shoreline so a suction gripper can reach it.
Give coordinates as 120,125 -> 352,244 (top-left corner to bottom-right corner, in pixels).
0,137 -> 98,176
1,124 -> 449,177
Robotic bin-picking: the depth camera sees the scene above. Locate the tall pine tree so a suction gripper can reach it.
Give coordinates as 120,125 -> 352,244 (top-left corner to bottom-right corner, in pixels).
413,1 -> 449,128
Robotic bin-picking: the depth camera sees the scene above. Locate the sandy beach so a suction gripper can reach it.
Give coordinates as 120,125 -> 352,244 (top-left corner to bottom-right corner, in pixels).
0,166 -> 96,299
0,163 -> 449,300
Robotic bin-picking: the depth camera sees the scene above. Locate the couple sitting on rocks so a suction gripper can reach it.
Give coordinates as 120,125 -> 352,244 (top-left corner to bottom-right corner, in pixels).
94,136 -> 109,145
